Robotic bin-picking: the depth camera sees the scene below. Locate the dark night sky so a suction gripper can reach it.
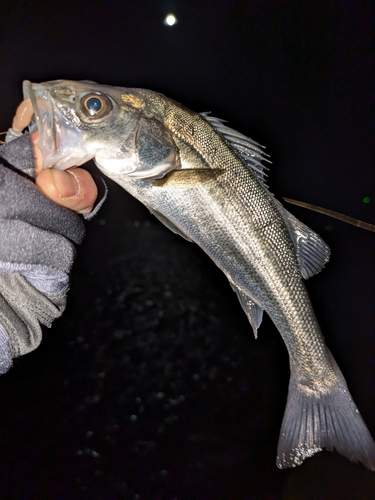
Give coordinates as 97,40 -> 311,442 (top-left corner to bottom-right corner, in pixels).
0,1 -> 375,499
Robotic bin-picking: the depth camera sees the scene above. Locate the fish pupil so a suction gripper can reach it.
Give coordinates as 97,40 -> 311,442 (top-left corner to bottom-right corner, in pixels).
86,97 -> 103,115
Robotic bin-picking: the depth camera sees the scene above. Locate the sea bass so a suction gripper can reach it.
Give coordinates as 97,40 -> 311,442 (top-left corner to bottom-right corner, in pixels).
19,79 -> 375,469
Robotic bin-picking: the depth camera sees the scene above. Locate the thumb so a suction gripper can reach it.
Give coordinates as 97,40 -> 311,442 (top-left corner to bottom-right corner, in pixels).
36,168 -> 98,214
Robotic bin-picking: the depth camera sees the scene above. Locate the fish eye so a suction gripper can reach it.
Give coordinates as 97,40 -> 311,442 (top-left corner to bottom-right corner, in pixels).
80,93 -> 112,119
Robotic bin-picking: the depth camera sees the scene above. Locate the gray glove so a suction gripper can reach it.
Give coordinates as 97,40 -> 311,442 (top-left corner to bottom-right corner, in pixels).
0,133 -> 86,373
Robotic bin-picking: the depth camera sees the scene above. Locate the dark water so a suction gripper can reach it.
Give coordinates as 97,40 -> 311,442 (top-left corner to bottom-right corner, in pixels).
0,1 -> 374,498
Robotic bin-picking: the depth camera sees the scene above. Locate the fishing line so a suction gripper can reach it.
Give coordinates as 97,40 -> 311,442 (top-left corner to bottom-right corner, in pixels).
284,198 -> 375,233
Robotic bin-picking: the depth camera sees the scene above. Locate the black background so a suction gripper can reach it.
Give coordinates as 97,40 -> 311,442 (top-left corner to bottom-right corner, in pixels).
1,1 -> 375,498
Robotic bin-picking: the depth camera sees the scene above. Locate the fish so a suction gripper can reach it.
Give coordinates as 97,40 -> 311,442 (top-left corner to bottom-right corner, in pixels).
19,79 -> 375,470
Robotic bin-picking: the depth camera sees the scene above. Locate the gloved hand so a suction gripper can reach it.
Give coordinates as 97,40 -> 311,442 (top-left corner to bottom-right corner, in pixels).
0,133 -> 100,374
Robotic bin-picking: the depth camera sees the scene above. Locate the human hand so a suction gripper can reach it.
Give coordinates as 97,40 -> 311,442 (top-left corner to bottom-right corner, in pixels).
36,167 -> 98,214
32,134 -> 98,214
0,132 -> 89,373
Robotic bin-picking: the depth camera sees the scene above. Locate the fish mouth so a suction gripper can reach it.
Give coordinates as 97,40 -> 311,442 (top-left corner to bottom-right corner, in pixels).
22,80 -> 90,170
23,80 -> 58,169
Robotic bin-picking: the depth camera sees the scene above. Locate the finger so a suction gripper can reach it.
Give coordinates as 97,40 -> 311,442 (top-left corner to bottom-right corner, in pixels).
30,131 -> 44,174
36,168 -> 98,214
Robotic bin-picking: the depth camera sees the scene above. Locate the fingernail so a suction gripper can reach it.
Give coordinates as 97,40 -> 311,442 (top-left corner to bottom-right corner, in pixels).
51,169 -> 79,198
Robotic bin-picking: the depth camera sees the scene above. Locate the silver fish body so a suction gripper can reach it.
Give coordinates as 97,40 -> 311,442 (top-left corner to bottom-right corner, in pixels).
23,80 -> 375,469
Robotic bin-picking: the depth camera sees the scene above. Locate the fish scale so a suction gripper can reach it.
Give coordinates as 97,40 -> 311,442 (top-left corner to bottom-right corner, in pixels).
20,79 -> 375,470
162,105 -> 326,370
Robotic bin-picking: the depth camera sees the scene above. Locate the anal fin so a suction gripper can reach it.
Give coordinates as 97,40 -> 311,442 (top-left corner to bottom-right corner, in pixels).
229,282 -> 263,339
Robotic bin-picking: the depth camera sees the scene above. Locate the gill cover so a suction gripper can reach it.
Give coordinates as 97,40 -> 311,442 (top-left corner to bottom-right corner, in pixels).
95,116 -> 178,180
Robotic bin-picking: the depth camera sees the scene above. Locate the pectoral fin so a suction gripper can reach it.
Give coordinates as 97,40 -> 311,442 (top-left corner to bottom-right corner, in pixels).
229,282 -> 263,339
153,168 -> 223,187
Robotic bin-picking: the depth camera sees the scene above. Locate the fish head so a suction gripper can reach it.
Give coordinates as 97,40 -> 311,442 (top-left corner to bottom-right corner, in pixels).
23,80 -> 178,179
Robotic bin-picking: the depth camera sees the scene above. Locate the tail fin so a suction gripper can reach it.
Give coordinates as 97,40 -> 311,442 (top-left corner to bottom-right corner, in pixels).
277,357 -> 375,470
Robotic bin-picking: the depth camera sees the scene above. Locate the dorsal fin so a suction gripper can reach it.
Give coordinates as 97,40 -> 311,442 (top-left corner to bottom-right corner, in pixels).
275,200 -> 331,279
201,113 -> 271,186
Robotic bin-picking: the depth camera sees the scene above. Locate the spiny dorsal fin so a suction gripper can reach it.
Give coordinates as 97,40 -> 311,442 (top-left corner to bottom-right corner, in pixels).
201,113 -> 271,186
